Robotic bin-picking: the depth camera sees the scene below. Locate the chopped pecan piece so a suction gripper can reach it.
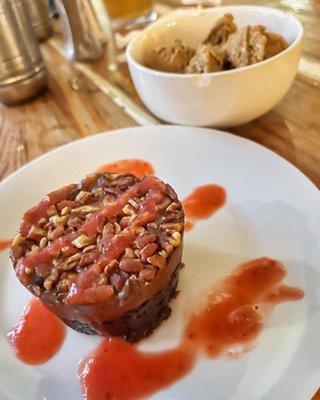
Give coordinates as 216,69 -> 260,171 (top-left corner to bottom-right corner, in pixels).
147,254 -> 166,269
27,225 -> 46,241
72,235 -> 95,248
119,259 -> 144,273
136,232 -> 157,249
140,243 -> 158,263
110,271 -> 129,292
139,268 -> 156,281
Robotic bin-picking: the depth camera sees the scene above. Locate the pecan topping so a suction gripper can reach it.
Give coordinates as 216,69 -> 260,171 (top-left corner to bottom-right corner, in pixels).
47,205 -> 58,217
61,245 -> 77,257
103,222 -> 114,236
119,259 -> 143,273
49,215 -> 68,227
156,198 -> 172,211
68,216 -> 83,228
136,233 -> 157,249
48,226 -> 65,240
122,204 -> 136,216
39,237 -> 48,248
124,247 -> 136,259
110,273 -> 126,292
147,254 -> 166,269
35,263 -> 51,278
83,244 -> 97,253
166,202 -> 180,212
72,205 -> 100,215
72,235 -> 95,249
61,206 -> 71,216
139,268 -> 156,281
169,231 -> 181,247
43,268 -> 59,291
120,215 -> 135,228
27,225 -> 46,241
24,266 -> 33,275
163,242 -> 174,254
140,243 -> 158,262
12,172 -> 185,301
12,234 -> 25,247
128,198 -> 139,210
75,191 -> 92,204
38,217 -> 48,227
57,200 -> 79,211
162,222 -> 184,232
104,259 -> 119,275
113,222 -> 121,234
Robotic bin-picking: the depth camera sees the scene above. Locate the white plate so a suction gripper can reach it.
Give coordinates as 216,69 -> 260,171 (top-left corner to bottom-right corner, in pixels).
0,126 -> 319,400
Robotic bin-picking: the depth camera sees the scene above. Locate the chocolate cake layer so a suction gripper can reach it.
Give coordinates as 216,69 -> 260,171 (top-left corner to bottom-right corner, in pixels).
63,262 -> 181,342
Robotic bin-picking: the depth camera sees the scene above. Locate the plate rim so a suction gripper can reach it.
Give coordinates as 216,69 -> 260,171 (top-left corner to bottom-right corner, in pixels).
0,125 -> 318,195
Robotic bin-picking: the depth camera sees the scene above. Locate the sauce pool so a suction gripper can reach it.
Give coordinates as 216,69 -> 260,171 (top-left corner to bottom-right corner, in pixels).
97,159 -> 154,178
79,257 -> 304,400
7,298 -> 66,365
183,184 -> 226,230
184,257 -> 303,357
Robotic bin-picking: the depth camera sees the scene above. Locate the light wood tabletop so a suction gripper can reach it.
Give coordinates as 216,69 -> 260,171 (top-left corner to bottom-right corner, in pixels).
0,1 -> 319,398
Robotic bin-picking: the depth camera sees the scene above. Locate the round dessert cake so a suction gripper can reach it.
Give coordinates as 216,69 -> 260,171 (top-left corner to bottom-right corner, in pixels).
11,172 -> 184,342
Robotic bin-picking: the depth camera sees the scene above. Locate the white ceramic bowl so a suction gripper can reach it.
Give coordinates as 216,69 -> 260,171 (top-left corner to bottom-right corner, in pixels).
126,6 -> 303,127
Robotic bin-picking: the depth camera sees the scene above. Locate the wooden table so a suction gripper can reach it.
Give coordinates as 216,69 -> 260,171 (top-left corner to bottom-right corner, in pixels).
0,1 -> 319,398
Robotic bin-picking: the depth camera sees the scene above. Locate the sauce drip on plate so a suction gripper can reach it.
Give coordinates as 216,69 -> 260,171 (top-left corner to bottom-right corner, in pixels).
183,184 -> 226,230
78,257 -> 304,400
78,338 -> 195,400
184,257 -> 304,357
0,239 -> 12,251
7,298 -> 66,365
97,159 -> 154,178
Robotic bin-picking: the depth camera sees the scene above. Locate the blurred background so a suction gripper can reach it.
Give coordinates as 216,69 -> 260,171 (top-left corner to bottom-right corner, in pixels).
0,0 -> 320,199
